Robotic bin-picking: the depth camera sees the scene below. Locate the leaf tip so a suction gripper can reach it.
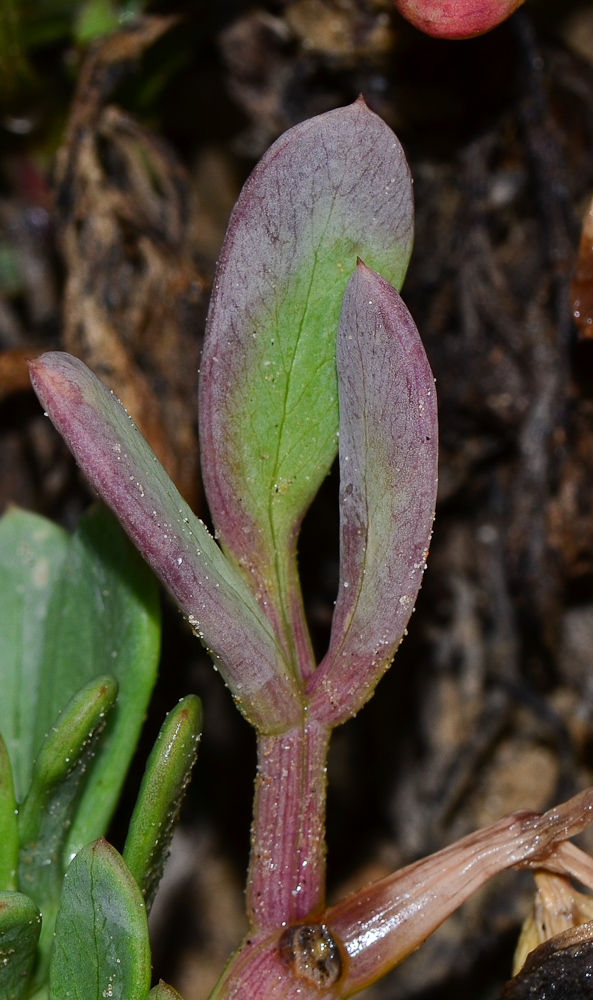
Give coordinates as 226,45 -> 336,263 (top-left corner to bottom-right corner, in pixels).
350,258 -> 384,295
28,351 -> 85,409
354,256 -> 375,277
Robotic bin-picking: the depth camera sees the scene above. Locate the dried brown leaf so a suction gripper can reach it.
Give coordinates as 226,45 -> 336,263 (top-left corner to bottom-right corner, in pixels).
54,18 -> 204,508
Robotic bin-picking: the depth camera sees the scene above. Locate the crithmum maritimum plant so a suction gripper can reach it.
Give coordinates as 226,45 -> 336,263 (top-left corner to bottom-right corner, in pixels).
23,98 -> 593,999
0,499 -> 201,999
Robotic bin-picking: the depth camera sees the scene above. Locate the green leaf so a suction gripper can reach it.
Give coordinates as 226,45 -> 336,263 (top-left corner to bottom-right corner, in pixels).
18,676 -> 118,989
0,891 -> 41,999
123,695 -> 201,911
38,505 -> 161,859
18,676 -> 118,894
0,504 -> 160,844
49,839 -> 151,1000
0,509 -> 69,804
199,98 -> 414,678
146,983 -> 185,999
0,734 -> 18,892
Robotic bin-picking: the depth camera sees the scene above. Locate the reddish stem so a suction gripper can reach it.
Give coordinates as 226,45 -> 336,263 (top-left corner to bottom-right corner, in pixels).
247,720 -> 330,932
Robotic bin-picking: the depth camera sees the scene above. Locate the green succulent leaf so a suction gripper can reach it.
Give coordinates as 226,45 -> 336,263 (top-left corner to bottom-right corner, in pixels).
124,695 -> 202,911
41,504 -> 161,859
0,891 -> 41,999
0,735 -> 18,892
0,509 -> 69,804
49,839 -> 151,1000
199,98 -> 414,679
18,675 -> 118,989
0,504 -> 161,855
146,983 -> 185,999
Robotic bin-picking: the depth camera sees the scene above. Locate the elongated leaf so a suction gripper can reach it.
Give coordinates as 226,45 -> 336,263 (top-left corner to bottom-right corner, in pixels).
29,354 -> 302,734
40,505 -> 160,859
49,839 -> 151,1000
0,735 -> 18,892
18,675 -> 118,892
18,676 -> 118,989
0,509 -> 69,803
0,891 -> 41,1000
124,695 -> 201,911
308,262 -> 438,726
147,983 -> 185,999
199,98 -> 414,678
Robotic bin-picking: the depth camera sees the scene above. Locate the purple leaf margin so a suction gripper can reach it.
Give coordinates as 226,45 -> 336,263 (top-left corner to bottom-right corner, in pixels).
308,261 -> 438,725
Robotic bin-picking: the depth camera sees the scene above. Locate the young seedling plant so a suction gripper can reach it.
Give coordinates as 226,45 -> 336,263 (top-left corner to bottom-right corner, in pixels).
12,97 -> 593,999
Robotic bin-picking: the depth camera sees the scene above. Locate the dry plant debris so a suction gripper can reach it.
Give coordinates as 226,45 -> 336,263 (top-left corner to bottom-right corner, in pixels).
54,16 -> 206,508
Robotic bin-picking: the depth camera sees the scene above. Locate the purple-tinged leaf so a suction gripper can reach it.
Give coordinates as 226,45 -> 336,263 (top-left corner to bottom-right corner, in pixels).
199,98 -> 413,681
308,262 -> 438,726
29,353 -> 302,734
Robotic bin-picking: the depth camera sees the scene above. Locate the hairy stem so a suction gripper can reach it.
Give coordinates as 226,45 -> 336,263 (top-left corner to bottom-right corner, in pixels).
247,720 -> 330,932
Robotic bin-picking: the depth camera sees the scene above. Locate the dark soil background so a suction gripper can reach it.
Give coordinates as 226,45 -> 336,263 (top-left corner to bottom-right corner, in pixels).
3,0 -> 593,997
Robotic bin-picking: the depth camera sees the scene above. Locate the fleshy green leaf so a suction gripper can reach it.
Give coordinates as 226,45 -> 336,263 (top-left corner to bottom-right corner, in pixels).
0,735 -> 18,892
18,676 -> 118,988
29,355 -> 302,734
0,509 -> 69,803
49,839 -> 151,1000
124,695 -> 202,911
146,983 -> 185,999
199,98 -> 414,679
0,891 -> 41,999
308,262 -> 438,725
40,505 -> 160,859
0,504 -> 160,849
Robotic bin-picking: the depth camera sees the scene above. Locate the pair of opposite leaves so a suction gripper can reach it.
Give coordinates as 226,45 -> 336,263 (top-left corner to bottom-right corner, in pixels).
30,97 -> 438,738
